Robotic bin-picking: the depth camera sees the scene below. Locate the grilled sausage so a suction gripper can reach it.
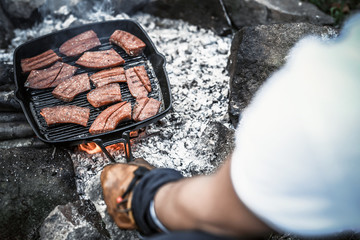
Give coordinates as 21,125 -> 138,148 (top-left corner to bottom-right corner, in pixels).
59,30 -> 101,57
40,105 -> 90,127
24,62 -> 78,89
25,62 -> 63,89
110,30 -> 146,56
89,101 -> 131,135
125,67 -> 148,99
49,63 -> 78,88
103,102 -> 131,133
132,97 -> 149,121
75,49 -> 125,69
90,67 -> 126,88
133,97 -> 161,122
134,65 -> 151,92
52,73 -> 91,102
87,83 -> 122,108
21,49 -> 62,73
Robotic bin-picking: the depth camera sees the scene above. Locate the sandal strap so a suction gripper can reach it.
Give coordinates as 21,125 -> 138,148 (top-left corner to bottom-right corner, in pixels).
117,166 -> 150,209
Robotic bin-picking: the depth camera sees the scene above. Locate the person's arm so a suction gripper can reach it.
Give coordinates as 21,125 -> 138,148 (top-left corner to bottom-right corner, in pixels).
153,158 -> 273,237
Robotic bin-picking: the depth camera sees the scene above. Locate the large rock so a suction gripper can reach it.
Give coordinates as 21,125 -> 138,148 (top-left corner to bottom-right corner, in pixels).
0,0 -> 44,27
0,0 -> 146,29
227,23 -> 337,126
39,0 -> 148,17
1,0 -> 45,19
141,0 -> 334,36
0,63 -> 22,112
223,0 -> 334,28
39,200 -> 110,240
0,147 -> 78,239
195,121 -> 235,172
141,0 -> 233,36
0,7 -> 14,48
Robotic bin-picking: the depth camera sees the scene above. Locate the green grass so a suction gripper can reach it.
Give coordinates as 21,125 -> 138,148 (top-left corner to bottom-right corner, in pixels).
303,0 -> 360,25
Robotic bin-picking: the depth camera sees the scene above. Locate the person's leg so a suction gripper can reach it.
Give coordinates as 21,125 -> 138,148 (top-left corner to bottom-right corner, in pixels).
153,159 -> 272,237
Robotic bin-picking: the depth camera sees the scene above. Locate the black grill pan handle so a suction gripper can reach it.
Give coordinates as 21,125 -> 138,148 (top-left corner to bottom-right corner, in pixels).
93,131 -> 133,163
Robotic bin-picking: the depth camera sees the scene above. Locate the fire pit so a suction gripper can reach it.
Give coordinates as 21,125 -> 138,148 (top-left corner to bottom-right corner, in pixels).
0,7 -> 233,240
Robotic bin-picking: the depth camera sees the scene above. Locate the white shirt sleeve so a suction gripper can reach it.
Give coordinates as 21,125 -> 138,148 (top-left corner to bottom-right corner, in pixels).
230,14 -> 360,237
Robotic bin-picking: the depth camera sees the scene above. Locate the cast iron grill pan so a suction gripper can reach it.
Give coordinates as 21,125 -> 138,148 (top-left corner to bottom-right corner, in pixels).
14,20 -> 172,147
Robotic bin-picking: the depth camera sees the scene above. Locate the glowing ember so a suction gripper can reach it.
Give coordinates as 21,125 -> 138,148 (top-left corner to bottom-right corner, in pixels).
78,142 -> 127,154
78,142 -> 102,154
78,130 -> 139,155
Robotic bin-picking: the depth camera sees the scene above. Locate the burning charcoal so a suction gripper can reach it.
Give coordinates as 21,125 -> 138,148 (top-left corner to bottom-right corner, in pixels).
0,83 -> 15,92
0,63 -> 14,86
59,30 -> 101,57
89,67 -> 126,88
0,112 -> 26,123
21,49 -> 62,73
0,137 -> 48,149
110,30 -> 146,56
0,65 -> 15,91
0,122 -> 34,141
0,90 -> 21,111
75,49 -> 125,69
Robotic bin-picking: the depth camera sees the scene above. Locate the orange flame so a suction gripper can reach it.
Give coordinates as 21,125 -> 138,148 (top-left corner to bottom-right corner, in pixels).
78,130 -> 139,155
78,142 -> 102,154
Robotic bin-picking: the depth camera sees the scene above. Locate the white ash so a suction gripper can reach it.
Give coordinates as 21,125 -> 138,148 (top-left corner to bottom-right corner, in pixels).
72,14 -> 233,201
131,14 -> 232,171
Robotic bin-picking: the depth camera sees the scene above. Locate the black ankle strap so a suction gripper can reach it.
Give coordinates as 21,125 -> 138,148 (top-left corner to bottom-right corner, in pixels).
121,166 -> 150,200
132,168 -> 184,236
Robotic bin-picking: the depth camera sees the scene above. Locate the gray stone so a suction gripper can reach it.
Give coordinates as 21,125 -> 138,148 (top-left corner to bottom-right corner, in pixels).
39,200 -> 110,240
0,147 -> 78,240
1,0 -> 45,19
141,0 -> 233,36
0,0 -> 146,29
141,0 -> 334,36
195,121 -> 235,172
0,63 -> 14,88
227,23 -> 337,126
38,0 -> 148,18
0,7 -> 14,48
223,0 -> 335,29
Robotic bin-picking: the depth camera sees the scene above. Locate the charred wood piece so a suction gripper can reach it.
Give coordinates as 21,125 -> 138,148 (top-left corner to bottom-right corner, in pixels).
0,122 -> 34,140
0,112 -> 26,123
0,90 -> 21,111
0,137 -> 48,149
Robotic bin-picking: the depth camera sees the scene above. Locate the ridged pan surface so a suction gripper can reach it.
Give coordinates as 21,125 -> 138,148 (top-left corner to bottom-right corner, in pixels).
13,20 -> 172,145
